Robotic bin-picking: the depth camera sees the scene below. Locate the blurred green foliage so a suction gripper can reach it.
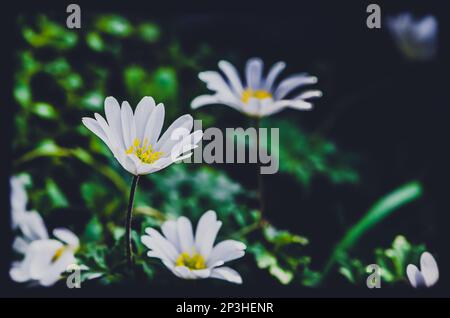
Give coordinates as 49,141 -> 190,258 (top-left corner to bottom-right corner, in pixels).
264,119 -> 359,187
339,235 -> 426,285
318,181 -> 423,285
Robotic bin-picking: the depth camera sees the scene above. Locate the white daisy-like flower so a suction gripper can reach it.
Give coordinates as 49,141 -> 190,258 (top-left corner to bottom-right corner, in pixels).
141,210 -> 246,284
387,13 -> 438,61
406,251 -> 439,288
191,57 -> 322,118
10,228 -> 80,287
82,96 -> 203,176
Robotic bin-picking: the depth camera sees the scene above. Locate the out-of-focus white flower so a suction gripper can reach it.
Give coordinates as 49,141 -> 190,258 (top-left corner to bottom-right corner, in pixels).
141,210 -> 246,284
406,251 -> 439,288
191,58 -> 322,118
387,13 -> 438,61
10,176 -> 48,243
82,96 -> 203,176
10,228 -> 80,287
10,175 -> 28,218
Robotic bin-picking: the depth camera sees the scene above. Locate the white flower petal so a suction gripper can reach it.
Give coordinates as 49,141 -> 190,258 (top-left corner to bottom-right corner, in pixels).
263,61 -> 286,91
93,113 -> 118,149
12,237 -> 29,254
10,176 -> 29,223
174,266 -> 196,279
210,267 -> 243,284
192,268 -> 212,279
245,57 -> 263,89
144,103 -> 165,147
274,74 -> 318,99
191,95 -> 221,109
28,240 -> 63,280
294,90 -> 323,100
104,96 -> 125,150
39,250 -> 75,286
134,96 -> 156,141
407,264 -> 426,288
169,130 -> 203,160
177,216 -> 195,253
144,228 -> 179,258
161,220 -> 181,252
10,262 -> 31,283
18,211 -> 49,241
218,60 -> 243,94
195,210 -> 222,258
136,157 -> 174,175
115,150 -> 139,175
244,98 -> 262,117
208,240 -> 246,266
156,114 -> 193,153
142,230 -> 178,262
420,252 -> 439,287
199,71 -> 236,99
191,94 -> 243,112
259,99 -> 312,117
53,228 -> 79,248
82,117 -> 110,147
120,101 -> 136,149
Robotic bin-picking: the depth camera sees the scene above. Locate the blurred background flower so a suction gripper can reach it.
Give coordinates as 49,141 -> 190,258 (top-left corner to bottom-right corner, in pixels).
387,13 -> 438,61
191,58 -> 322,118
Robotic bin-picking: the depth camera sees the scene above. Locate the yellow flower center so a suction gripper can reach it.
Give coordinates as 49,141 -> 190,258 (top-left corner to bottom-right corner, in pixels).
175,252 -> 207,270
126,138 -> 163,164
51,246 -> 66,263
241,89 -> 272,104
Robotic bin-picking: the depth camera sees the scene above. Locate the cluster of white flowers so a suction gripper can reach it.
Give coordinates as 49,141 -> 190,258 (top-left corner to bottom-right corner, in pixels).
10,176 -> 80,286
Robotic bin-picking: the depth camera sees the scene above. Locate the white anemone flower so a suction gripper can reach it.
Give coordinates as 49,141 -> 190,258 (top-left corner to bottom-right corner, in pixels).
406,251 -> 439,288
191,57 -> 322,118
387,13 -> 438,61
82,96 -> 203,176
141,210 -> 246,284
10,228 -> 80,287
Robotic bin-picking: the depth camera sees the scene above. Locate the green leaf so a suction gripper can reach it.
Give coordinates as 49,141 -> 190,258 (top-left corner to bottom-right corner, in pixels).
45,178 -> 69,208
269,265 -> 294,285
81,91 -> 104,111
96,15 -> 133,37
14,82 -> 32,107
44,58 -> 71,76
86,32 -> 105,51
137,23 -> 160,43
263,225 -> 309,248
22,16 -> 78,50
32,102 -> 57,119
83,216 -> 104,243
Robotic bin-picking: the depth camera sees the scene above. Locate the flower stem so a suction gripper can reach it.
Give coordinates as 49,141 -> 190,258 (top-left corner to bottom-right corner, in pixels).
126,175 -> 140,269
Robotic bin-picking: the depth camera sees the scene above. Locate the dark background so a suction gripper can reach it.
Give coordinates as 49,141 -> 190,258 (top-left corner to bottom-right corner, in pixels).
1,0 -> 450,297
